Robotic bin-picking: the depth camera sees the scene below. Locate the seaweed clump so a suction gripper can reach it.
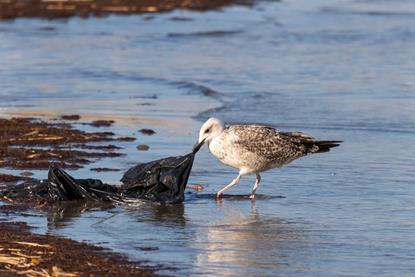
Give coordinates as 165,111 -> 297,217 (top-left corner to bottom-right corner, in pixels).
0,117 -> 123,171
0,0 -> 252,20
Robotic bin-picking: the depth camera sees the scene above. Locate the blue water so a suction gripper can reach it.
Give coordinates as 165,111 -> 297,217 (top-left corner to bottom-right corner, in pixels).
1,0 -> 415,276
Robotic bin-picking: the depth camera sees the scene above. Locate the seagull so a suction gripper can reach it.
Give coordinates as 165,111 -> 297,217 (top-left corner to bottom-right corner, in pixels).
195,117 -> 342,199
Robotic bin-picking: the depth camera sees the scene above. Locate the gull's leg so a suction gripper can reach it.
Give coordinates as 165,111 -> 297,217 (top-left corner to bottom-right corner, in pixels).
216,174 -> 241,198
249,173 -> 261,199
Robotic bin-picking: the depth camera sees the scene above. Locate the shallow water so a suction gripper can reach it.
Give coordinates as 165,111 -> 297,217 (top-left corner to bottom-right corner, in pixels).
1,0 -> 415,276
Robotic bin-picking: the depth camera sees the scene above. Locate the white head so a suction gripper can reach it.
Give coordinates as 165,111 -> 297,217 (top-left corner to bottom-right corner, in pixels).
195,117 -> 225,150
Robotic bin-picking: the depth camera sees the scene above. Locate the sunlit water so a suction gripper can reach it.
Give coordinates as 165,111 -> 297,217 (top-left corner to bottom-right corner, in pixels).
1,0 -> 415,276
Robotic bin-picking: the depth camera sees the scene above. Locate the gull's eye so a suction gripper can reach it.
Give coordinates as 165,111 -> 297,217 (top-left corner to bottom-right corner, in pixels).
204,128 -> 211,134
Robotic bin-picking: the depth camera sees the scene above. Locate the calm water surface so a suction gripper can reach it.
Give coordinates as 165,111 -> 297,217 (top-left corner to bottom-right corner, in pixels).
1,0 -> 415,276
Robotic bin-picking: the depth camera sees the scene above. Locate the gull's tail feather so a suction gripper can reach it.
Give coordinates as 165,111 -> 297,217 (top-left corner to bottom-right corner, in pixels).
279,131 -> 342,155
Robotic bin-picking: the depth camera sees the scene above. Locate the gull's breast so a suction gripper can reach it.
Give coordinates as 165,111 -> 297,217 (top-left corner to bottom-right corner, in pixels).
208,134 -> 266,174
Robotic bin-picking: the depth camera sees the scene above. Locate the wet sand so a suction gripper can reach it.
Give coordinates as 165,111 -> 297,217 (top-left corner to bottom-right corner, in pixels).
0,220 -> 155,276
0,0 -> 249,20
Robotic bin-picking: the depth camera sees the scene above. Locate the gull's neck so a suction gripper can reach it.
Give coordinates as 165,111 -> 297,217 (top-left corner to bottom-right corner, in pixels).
207,129 -> 224,147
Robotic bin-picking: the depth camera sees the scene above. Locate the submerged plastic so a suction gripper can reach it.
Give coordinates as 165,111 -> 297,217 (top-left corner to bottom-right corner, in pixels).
1,148 -> 199,204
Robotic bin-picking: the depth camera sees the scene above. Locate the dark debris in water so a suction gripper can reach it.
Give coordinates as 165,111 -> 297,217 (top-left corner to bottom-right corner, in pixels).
61,114 -> 80,121
167,29 -> 243,38
0,117 -> 125,173
87,120 -> 115,127
136,144 -> 150,151
136,246 -> 160,251
139,128 -> 156,135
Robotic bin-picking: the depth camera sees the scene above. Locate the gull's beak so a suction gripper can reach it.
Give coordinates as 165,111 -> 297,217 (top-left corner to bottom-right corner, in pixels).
193,138 -> 206,154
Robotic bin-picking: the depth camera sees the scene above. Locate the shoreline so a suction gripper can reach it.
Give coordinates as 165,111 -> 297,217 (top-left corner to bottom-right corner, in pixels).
0,0 -> 252,20
0,108 -> 212,275
0,6 -> 225,271
0,220 -> 156,276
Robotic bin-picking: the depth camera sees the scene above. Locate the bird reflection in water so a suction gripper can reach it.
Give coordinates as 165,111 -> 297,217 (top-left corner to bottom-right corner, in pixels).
195,200 -> 304,276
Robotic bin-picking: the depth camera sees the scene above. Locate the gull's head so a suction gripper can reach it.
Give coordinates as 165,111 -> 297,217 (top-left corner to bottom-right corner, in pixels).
194,117 -> 225,152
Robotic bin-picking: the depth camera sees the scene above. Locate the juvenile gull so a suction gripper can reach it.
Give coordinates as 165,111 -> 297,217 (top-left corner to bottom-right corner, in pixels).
196,118 -> 342,198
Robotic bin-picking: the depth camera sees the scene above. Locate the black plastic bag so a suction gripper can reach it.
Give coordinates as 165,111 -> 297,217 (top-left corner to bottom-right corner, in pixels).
0,169 -> 121,202
121,153 -> 194,203
1,147 -> 199,204
47,167 -> 119,202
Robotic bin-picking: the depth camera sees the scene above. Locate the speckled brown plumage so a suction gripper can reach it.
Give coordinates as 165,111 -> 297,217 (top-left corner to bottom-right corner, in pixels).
197,117 -> 342,197
208,124 -> 341,174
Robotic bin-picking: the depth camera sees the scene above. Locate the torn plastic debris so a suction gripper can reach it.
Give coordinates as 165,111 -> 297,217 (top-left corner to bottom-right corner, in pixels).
1,144 -> 201,204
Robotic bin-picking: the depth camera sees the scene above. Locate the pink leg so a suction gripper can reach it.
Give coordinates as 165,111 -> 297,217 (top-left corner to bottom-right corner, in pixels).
216,174 -> 241,198
249,173 -> 261,199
